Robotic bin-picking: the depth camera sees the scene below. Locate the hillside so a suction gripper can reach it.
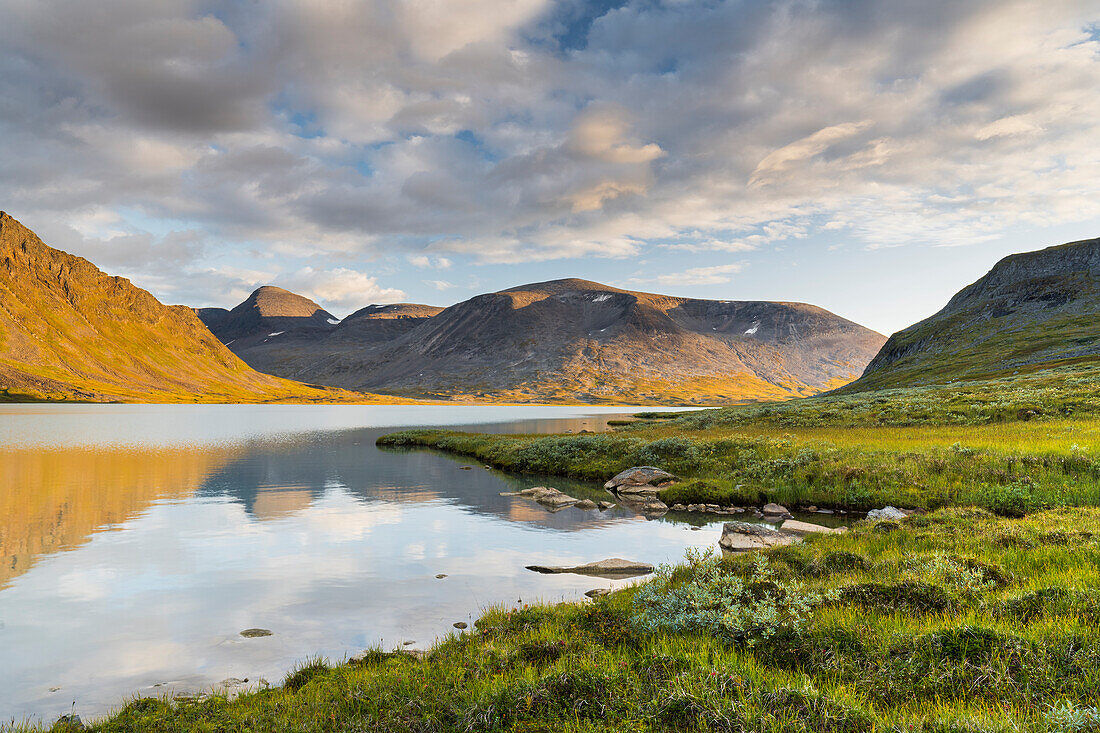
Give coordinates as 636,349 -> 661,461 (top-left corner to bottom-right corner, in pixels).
202,278 -> 885,404
0,212 -> 376,402
848,236 -> 1100,392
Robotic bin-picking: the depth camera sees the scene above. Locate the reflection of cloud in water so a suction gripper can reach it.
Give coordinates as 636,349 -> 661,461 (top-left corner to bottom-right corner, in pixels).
0,406 -> 707,723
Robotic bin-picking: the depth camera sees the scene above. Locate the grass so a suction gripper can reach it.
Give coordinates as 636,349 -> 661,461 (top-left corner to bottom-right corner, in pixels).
377,365 -> 1100,515
14,364 -> 1100,731
24,507 -> 1100,732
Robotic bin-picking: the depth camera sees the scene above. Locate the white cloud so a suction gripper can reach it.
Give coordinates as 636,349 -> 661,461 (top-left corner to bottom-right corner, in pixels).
408,255 -> 453,269
276,267 -> 406,313
425,279 -> 456,291
1,0 -> 1099,311
628,263 -> 743,288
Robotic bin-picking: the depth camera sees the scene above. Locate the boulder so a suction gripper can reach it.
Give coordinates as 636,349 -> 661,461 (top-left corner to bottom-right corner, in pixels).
604,466 -> 678,491
526,558 -> 654,578
719,522 -> 800,552
598,501 -> 616,511
640,499 -> 668,517
453,622 -> 468,630
866,506 -> 908,521
239,628 -> 272,638
762,503 -> 790,516
574,499 -> 598,510
585,588 -> 611,598
779,519 -> 841,536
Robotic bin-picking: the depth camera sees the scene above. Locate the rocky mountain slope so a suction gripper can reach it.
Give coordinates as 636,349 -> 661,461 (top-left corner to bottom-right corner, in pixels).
201,278 -> 885,404
0,212 -> 367,402
849,236 -> 1100,391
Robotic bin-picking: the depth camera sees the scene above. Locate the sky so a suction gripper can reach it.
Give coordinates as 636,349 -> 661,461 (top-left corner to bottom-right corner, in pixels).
1,0 -> 1099,336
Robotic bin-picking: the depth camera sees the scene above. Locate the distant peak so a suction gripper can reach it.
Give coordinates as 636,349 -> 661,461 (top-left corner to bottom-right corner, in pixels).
501,278 -> 627,295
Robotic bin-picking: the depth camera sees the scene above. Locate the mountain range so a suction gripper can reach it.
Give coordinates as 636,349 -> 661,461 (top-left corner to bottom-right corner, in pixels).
198,279 -> 887,404
5,209 -> 1096,405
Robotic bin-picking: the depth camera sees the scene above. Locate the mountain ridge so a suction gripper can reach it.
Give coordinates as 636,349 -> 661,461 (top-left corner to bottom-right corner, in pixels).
201,278 -> 887,405
0,212 -> 382,403
846,235 -> 1100,392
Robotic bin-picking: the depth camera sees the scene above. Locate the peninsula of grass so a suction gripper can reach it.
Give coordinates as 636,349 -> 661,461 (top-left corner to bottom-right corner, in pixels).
34,507 -> 1100,732
378,364 -> 1100,515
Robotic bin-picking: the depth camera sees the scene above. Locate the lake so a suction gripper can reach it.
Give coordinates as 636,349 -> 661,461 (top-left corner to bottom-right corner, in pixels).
1,404 -> 761,724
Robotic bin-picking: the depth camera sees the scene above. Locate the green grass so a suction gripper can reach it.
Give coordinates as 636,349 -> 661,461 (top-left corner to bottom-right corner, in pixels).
377,365 -> 1100,515
16,365 -> 1100,732
25,508 -> 1100,732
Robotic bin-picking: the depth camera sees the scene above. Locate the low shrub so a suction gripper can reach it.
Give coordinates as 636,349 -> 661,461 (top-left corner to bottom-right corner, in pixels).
633,549 -> 835,644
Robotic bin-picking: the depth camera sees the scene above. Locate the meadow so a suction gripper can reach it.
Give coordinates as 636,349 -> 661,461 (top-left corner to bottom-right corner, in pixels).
23,363 -> 1100,732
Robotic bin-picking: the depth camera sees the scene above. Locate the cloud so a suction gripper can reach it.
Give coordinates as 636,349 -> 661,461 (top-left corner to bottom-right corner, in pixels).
408,255 -> 453,269
0,0 -> 1099,309
425,279 -> 456,290
628,263 -> 743,287
275,267 -> 407,313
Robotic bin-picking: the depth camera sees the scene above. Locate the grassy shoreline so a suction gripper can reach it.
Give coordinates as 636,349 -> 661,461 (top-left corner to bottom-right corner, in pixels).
18,364 -> 1100,732
27,507 -> 1100,732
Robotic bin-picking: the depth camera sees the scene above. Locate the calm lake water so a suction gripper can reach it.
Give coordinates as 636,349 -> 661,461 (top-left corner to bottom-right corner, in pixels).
1,404 -> 752,724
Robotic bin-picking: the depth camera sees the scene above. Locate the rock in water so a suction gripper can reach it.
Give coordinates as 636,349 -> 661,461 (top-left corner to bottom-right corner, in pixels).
604,467 -> 678,491
585,588 -> 611,598
762,503 -> 791,516
719,522 -> 800,552
240,628 -> 273,638
574,499 -> 598,510
526,558 -> 654,578
866,506 -> 908,521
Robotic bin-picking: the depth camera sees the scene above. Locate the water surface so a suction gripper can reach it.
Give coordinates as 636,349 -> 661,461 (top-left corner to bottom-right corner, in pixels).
1,404 -> 737,723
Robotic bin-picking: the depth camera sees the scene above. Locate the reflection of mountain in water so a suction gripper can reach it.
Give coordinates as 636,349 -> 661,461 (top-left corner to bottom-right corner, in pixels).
0,446 -> 239,588
196,427 -> 630,529
2,419 -> 634,590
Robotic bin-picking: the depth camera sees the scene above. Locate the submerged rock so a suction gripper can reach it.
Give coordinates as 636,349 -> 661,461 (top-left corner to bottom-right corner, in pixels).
526,558 -> 654,578
513,486 -> 580,509
719,522 -> 800,552
239,628 -> 273,638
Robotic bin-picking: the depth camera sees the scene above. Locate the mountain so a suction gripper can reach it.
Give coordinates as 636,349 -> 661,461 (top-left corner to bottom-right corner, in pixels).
0,212 -> 369,402
849,236 -> 1100,391
199,296 -> 444,382
201,278 -> 886,404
